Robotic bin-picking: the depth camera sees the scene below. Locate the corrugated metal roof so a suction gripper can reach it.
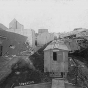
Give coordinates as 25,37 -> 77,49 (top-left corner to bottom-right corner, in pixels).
44,40 -> 71,51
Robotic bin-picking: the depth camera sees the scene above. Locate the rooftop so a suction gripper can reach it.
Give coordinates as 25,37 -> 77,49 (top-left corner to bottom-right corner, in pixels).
44,40 -> 71,51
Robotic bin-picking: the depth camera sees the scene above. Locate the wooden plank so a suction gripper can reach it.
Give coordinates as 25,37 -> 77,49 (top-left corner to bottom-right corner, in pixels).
51,78 -> 65,88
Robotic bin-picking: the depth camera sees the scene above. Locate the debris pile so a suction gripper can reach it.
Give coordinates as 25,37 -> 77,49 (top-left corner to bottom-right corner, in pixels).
0,54 -> 51,88
30,41 -> 52,72
1,29 -> 88,88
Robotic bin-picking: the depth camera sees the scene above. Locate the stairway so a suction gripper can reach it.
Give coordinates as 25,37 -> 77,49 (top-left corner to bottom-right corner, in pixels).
51,78 -> 80,88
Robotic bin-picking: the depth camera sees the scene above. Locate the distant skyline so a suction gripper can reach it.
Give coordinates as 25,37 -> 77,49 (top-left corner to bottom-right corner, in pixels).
0,0 -> 88,33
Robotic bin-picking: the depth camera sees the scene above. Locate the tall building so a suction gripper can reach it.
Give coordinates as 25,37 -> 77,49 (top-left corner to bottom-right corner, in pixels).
8,19 -> 35,48
38,29 -> 48,34
22,29 -> 35,48
37,32 -> 54,46
9,19 -> 24,29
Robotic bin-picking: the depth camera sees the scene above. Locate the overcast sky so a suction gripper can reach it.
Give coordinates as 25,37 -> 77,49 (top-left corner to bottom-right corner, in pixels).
0,0 -> 88,33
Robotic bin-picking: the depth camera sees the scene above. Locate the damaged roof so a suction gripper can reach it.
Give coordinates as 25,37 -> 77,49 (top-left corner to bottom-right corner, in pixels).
0,28 -> 27,43
0,28 -> 28,56
44,40 -> 71,51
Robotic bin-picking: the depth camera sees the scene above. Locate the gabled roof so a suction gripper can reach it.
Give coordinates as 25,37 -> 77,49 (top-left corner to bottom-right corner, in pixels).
9,18 -> 17,24
44,40 -> 71,51
0,23 -> 8,30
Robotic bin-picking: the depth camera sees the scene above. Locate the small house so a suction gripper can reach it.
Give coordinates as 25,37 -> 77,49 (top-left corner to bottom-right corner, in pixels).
44,40 -> 70,77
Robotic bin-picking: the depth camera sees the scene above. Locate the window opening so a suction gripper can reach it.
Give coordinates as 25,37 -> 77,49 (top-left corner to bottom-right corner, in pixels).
53,52 -> 57,61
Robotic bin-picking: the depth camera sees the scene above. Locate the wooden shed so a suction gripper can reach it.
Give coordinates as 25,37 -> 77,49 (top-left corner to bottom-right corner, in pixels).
44,40 -> 70,77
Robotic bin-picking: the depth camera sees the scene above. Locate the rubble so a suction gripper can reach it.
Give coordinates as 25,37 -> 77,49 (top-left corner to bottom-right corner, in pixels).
30,41 -> 52,72
0,56 -> 51,88
1,28 -> 88,88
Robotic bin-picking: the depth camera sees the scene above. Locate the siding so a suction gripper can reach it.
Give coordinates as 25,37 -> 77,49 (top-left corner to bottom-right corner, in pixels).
44,50 -> 68,73
51,51 -> 64,72
44,50 -> 51,72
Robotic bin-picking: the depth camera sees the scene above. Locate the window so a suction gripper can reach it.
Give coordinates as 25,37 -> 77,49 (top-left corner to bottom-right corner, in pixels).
9,45 -> 15,49
0,46 -> 3,56
53,52 -> 57,61
35,40 -> 37,46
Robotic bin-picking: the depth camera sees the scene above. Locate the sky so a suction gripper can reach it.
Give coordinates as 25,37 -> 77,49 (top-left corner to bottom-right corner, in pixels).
0,0 -> 88,33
